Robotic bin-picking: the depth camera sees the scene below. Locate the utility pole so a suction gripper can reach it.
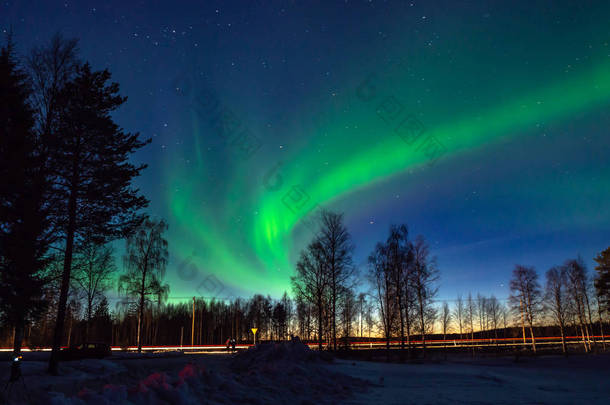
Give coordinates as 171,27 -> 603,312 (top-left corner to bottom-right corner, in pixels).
192,297 -> 195,347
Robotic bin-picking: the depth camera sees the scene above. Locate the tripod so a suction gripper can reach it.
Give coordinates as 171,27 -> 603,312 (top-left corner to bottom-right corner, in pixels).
2,359 -> 30,405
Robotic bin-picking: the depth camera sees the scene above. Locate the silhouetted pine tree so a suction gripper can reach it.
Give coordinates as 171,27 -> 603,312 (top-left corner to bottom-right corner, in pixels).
594,247 -> 610,314
47,62 -> 149,374
0,35 -> 53,374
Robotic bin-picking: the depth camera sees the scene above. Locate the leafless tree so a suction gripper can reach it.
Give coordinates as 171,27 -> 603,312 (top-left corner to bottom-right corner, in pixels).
564,258 -> 593,351
477,294 -> 487,338
487,296 -> 501,345
509,265 -> 542,352
440,301 -> 451,341
118,218 -> 169,353
72,238 -> 116,340
339,286 -> 356,348
403,262 -> 416,355
466,293 -> 476,348
318,211 -> 354,351
411,235 -> 439,356
544,266 -> 569,354
27,33 -> 79,138
357,292 -> 367,338
453,295 -> 465,339
383,224 -> 413,352
281,292 -> 294,337
292,238 -> 328,350
364,298 -> 375,342
500,303 -> 509,335
368,241 -> 396,350
295,295 -> 312,340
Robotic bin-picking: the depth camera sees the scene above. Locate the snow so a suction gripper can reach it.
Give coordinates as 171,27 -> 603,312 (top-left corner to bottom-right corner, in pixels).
2,348 -> 609,404
330,353 -> 610,404
2,340 -> 366,404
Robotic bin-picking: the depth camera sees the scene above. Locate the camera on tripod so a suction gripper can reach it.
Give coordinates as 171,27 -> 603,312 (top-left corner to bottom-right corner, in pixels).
9,355 -> 22,382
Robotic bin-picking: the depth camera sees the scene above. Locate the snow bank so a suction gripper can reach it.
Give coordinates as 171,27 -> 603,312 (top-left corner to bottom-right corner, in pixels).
229,338 -> 365,404
231,337 -> 330,372
44,340 -> 367,405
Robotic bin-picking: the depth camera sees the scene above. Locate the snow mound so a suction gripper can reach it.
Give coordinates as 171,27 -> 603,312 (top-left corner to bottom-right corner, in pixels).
231,337 -> 330,372
228,338 -> 366,404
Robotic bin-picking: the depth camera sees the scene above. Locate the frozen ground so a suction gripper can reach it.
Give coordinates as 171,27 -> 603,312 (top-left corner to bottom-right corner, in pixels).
331,353 -> 610,404
1,347 -> 609,404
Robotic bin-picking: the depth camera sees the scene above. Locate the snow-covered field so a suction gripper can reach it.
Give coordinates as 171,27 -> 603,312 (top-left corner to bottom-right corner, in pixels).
1,344 -> 609,404
333,353 -> 610,404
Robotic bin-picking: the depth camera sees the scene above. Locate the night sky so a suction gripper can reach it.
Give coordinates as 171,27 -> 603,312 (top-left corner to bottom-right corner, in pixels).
3,1 -> 610,302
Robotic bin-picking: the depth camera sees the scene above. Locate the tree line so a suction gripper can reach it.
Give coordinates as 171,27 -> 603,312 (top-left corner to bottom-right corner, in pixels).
507,254 -> 609,354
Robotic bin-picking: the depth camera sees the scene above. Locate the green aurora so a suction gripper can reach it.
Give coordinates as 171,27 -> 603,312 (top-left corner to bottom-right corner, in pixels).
166,58 -> 610,298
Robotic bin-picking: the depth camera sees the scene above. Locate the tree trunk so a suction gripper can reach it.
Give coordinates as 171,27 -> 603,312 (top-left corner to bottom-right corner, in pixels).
398,291 -> 405,351
584,292 -> 596,349
528,324 -> 536,353
579,321 -> 589,352
84,295 -> 93,342
317,296 -> 323,351
48,184 -> 78,375
137,293 -> 144,353
66,314 -> 72,347
405,309 -> 412,358
471,316 -> 475,357
419,304 -> 426,357
137,260 -> 148,353
520,298 -> 526,344
11,321 -> 24,381
559,321 -> 567,355
600,318 -> 606,351
332,276 -> 337,351
13,321 -> 24,356
418,286 -> 426,357
524,294 -> 536,353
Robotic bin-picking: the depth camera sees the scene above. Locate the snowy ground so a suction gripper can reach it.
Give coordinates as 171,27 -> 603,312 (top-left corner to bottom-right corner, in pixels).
331,353 -> 610,404
1,347 -> 609,404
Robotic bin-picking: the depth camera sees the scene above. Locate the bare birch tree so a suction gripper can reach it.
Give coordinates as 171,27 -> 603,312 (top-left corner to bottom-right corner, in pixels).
509,265 -> 542,352
564,258 -> 592,352
118,218 -> 169,353
318,211 -> 354,351
72,238 -> 116,341
453,295 -> 465,339
369,241 -> 396,351
291,238 -> 328,350
411,235 -> 438,357
441,301 -> 451,341
544,266 -> 569,354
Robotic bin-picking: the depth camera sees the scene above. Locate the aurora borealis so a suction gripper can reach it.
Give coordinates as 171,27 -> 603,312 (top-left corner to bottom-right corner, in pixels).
4,1 -> 610,301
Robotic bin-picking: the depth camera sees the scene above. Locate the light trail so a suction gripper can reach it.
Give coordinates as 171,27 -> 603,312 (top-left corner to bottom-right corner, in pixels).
0,335 -> 605,353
